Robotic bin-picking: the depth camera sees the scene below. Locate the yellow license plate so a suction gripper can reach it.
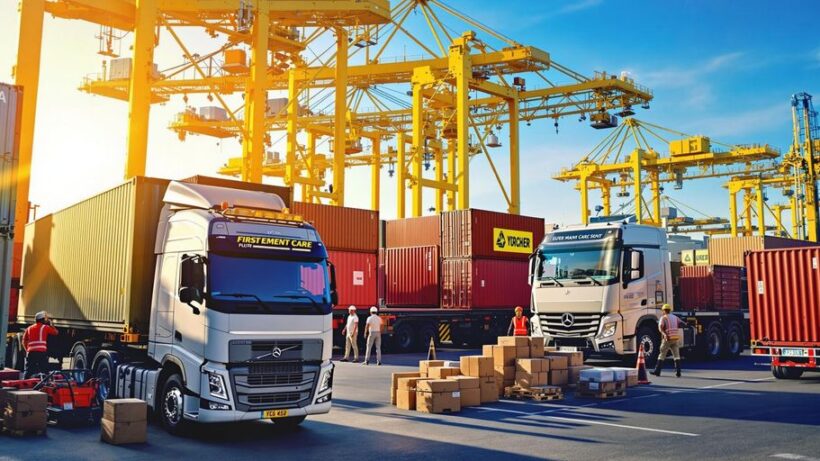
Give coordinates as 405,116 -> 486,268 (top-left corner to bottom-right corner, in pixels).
263,409 -> 289,419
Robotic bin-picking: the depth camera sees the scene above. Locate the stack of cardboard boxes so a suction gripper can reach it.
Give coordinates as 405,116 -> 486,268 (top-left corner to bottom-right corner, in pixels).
101,399 -> 148,445
514,358 -> 549,388
1,390 -> 48,434
576,368 -> 628,398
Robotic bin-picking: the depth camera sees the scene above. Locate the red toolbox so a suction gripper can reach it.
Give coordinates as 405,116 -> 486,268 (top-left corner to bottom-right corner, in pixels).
0,368 -> 21,381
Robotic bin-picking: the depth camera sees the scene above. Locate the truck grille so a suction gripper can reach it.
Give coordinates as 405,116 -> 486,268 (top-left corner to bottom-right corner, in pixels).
250,341 -> 303,353
539,313 -> 603,338
247,392 -> 309,405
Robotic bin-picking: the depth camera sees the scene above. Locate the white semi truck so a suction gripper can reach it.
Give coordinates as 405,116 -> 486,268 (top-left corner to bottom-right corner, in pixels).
6,177 -> 337,433
528,222 -> 748,365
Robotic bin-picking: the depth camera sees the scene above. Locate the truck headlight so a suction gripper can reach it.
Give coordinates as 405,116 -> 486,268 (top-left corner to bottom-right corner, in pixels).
601,322 -> 617,338
208,372 -> 228,400
318,367 -> 334,393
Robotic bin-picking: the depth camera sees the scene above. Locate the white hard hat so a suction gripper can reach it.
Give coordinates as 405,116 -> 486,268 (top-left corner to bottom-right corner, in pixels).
35,311 -> 47,321
370,306 -> 378,314
348,305 -> 357,311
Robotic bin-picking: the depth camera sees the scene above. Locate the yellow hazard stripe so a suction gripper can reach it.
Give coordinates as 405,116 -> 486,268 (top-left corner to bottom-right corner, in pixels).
438,323 -> 452,343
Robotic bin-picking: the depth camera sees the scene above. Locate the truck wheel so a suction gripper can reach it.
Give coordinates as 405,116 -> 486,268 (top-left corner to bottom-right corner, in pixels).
272,415 -> 306,429
781,366 -> 804,380
71,343 -> 89,370
160,373 -> 188,435
723,323 -> 743,359
94,356 -> 115,403
704,323 -> 724,360
417,324 -> 439,353
392,323 -> 416,353
637,325 -> 661,367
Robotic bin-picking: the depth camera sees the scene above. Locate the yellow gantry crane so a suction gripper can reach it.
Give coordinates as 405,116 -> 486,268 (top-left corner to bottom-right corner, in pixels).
553,118 -> 780,228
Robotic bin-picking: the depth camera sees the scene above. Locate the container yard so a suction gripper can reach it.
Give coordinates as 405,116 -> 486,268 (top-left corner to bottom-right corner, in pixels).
1,1 -> 819,460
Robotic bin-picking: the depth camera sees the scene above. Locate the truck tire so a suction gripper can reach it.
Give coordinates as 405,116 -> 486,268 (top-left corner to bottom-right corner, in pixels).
392,323 -> 416,353
780,366 -> 804,380
723,322 -> 743,359
271,415 -> 306,429
70,343 -> 90,370
160,373 -> 188,435
771,365 -> 785,379
637,324 -> 661,367
417,324 -> 439,353
704,322 -> 724,360
94,355 -> 115,403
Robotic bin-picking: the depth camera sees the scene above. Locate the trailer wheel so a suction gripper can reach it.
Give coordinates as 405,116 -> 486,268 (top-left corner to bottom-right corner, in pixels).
704,322 -> 724,360
637,324 -> 661,367
417,324 -> 439,353
723,322 -> 743,359
70,343 -> 89,370
771,365 -> 786,379
392,323 -> 416,353
779,366 -> 804,380
94,356 -> 114,403
160,373 -> 188,435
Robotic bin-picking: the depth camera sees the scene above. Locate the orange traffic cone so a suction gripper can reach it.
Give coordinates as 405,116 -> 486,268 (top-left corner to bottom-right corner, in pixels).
636,343 -> 652,385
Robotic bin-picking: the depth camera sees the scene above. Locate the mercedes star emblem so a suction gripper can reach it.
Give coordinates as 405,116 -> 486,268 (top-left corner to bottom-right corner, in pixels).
272,347 -> 283,358
561,313 -> 575,327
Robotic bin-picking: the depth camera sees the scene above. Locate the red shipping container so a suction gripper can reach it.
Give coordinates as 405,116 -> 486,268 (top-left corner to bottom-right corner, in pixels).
291,202 -> 379,253
678,265 -> 744,311
441,209 -> 544,260
440,258 -> 531,310
384,246 -> 440,307
747,247 -> 820,346
327,250 -> 378,310
385,216 -> 441,248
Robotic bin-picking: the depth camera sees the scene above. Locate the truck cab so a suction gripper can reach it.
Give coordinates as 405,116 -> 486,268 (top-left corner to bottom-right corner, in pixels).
528,222 -> 672,358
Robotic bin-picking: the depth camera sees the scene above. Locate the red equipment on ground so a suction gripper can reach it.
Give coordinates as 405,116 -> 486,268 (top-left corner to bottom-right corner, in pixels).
1,370 -> 101,425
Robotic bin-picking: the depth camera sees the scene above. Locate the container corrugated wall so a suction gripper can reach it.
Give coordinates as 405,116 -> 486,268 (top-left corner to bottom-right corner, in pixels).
708,236 -> 820,267
384,246 -> 439,307
327,250 -> 378,309
291,202 -> 379,253
0,83 -> 21,328
385,216 -> 441,248
441,209 -> 544,260
747,247 -> 820,346
678,265 -> 744,311
181,175 -> 292,208
440,258 -> 531,309
20,177 -> 169,332
679,265 -> 712,310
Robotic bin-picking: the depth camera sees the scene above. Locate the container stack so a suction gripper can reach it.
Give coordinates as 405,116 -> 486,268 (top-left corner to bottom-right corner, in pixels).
382,216 -> 442,308
292,202 -> 380,310
706,235 -> 820,268
678,265 -> 746,311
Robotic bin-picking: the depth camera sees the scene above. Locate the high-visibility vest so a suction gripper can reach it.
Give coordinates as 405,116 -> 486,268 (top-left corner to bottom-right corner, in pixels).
23,323 -> 57,353
513,317 -> 528,336
660,315 -> 681,341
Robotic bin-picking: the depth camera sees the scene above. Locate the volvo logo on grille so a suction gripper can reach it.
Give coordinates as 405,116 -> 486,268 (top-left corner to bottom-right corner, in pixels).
561,313 -> 575,327
254,344 -> 298,361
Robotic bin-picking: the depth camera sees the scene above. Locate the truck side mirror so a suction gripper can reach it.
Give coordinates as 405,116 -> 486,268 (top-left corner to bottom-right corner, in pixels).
328,261 -> 339,306
623,249 -> 644,288
180,254 -> 205,314
527,254 -> 536,286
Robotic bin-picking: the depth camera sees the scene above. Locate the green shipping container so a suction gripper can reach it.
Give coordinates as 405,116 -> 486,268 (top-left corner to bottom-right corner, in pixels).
20,177 -> 170,333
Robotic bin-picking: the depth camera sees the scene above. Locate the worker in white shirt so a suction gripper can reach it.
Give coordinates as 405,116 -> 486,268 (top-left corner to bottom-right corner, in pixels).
340,305 -> 360,362
363,306 -> 383,366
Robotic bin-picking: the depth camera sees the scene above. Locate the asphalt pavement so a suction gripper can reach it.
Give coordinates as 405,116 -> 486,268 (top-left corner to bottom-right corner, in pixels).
2,351 -> 819,461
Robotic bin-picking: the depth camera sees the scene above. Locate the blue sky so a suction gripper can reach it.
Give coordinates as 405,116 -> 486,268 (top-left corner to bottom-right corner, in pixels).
0,0 -> 818,230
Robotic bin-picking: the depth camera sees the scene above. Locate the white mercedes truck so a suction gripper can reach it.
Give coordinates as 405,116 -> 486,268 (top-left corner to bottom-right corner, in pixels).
8,177 -> 337,433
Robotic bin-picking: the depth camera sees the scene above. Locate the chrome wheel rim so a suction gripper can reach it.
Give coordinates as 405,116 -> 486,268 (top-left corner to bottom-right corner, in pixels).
164,387 -> 183,425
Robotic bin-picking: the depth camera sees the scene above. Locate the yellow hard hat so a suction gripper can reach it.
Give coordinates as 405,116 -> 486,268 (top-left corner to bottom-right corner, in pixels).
514,306 -> 524,313
661,304 -> 672,312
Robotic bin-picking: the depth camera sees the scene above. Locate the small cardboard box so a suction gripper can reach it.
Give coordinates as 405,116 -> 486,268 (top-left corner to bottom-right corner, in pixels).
516,358 -> 548,373
3,390 -> 48,432
498,336 -> 529,348
392,372 -> 422,391
610,367 -> 639,387
396,389 -> 416,410
544,346 -> 558,353
515,371 -> 547,388
101,418 -> 147,445
397,377 -> 429,391
448,375 -> 480,390
103,399 -> 147,423
491,345 -> 517,367
516,347 -> 531,359
479,377 -> 499,403
528,337 -> 545,357
460,388 -> 481,407
419,360 -> 445,377
549,369 -> 569,386
416,390 -> 461,414
568,365 -> 593,385
417,379 -> 459,394
482,345 -> 495,357
545,355 -> 568,370
549,350 -> 584,367
579,368 -> 615,383
459,356 -> 494,377
428,366 -> 462,380
579,380 -> 625,394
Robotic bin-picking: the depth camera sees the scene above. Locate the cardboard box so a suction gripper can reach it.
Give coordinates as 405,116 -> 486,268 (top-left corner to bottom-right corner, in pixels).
479,377 -> 499,403
392,372 -> 422,391
516,347 -> 531,359
483,345 -> 495,357
428,366 -> 462,380
516,358 -> 548,373
529,337 -> 545,357
101,418 -> 147,445
579,368 -> 615,383
544,346 -> 557,353
417,379 -> 459,393
545,355 -> 568,370
610,367 -> 639,387
549,350 -> 584,367
460,387 -> 481,407
416,390 -> 461,414
568,365 -> 594,385
579,380 -> 625,394
396,389 -> 416,410
491,345 -> 517,367
103,399 -> 147,423
397,377 -> 430,391
549,369 -> 569,386
448,376 -> 480,389
3,391 -> 48,432
515,371 -> 547,388
459,356 -> 494,377
419,360 -> 445,377
498,336 -> 529,347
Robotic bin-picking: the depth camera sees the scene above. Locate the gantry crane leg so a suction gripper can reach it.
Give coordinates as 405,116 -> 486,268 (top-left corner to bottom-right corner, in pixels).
125,0 -> 158,179
332,27 -> 348,206
241,2 -> 269,184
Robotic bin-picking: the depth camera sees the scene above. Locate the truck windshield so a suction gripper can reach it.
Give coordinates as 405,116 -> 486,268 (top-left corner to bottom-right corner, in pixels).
207,253 -> 331,315
536,245 -> 620,285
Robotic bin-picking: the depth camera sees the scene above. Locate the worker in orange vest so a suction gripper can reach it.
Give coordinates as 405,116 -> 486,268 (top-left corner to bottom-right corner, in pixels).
22,311 -> 59,378
652,304 -> 682,377
507,306 -> 530,336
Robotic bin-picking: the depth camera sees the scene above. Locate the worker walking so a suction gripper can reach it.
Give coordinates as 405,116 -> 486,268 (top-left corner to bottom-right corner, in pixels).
22,311 -> 59,378
363,306 -> 383,366
340,305 -> 360,362
652,304 -> 683,377
507,306 -> 530,336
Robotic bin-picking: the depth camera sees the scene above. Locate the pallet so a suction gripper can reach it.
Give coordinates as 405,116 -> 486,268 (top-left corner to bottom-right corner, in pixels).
2,427 -> 47,437
504,386 -> 564,402
574,389 -> 627,400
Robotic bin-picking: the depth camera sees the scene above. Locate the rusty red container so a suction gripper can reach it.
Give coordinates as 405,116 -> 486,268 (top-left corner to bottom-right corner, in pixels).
747,247 -> 820,346
441,209 -> 544,260
291,202 -> 379,253
440,258 -> 531,309
327,250 -> 378,310
384,246 -> 440,307
385,215 -> 441,248
679,265 -> 744,311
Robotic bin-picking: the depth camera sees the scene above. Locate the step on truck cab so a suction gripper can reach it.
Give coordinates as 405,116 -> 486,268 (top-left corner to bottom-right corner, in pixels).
14,178 -> 337,433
